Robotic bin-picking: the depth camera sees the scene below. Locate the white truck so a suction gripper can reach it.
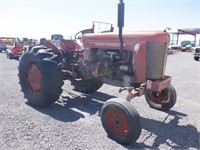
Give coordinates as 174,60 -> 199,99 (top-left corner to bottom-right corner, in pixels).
194,46 -> 200,61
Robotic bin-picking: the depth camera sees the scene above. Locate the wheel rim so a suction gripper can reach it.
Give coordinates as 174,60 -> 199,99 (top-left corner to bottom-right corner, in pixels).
25,63 -> 42,93
148,88 -> 169,104
105,108 -> 129,137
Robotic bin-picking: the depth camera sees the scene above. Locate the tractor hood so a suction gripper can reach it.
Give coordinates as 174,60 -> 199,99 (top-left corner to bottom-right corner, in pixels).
82,31 -> 169,44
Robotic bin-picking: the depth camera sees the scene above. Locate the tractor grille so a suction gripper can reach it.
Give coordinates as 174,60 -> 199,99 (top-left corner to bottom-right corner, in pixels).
146,42 -> 167,80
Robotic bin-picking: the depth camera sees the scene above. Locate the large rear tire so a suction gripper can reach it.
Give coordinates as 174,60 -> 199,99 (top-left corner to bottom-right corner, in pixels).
101,98 -> 142,145
144,84 -> 177,111
18,46 -> 64,107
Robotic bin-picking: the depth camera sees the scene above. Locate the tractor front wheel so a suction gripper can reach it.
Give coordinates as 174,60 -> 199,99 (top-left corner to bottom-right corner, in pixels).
101,98 -> 142,145
18,47 -> 64,107
144,84 -> 177,111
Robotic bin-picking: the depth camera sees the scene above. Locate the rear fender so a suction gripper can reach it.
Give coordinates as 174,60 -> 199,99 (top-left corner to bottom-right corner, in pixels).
60,39 -> 82,58
60,39 -> 81,50
42,41 -> 63,61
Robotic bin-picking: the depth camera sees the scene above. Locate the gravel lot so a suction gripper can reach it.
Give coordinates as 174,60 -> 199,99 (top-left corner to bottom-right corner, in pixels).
0,51 -> 199,150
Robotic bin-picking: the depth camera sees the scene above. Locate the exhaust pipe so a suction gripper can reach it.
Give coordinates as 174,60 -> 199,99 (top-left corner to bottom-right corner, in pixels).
118,0 -> 125,49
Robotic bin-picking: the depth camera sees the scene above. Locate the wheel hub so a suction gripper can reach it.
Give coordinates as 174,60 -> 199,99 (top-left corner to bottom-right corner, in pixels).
113,117 -> 120,127
150,90 -> 169,104
26,63 -> 42,93
106,108 -> 128,136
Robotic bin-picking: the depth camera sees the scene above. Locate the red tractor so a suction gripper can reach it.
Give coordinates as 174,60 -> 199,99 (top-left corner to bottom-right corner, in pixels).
18,0 -> 176,145
6,41 -> 25,59
5,38 -> 37,59
0,37 -> 21,55
2,37 -> 26,59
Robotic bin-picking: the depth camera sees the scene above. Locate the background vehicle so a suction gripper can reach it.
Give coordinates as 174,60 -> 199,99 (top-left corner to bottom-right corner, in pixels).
181,40 -> 195,52
0,37 -> 16,52
0,43 -> 7,52
193,46 -> 200,61
18,0 -> 176,145
6,41 -> 25,59
0,37 -> 24,59
5,38 -> 38,59
168,44 -> 181,51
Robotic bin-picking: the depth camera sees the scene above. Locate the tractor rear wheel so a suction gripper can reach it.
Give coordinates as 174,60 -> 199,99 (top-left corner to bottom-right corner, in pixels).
101,98 -> 142,145
18,47 -> 64,107
71,78 -> 103,93
144,84 -> 177,111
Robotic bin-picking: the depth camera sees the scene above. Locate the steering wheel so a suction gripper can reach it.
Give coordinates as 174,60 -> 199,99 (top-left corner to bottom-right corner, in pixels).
74,29 -> 94,41
74,31 -> 83,41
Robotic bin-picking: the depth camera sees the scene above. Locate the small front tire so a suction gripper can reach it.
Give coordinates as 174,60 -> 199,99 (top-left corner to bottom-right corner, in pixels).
144,84 -> 177,111
101,98 -> 142,145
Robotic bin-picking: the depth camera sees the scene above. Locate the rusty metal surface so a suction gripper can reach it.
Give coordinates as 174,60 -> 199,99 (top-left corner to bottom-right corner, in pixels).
146,76 -> 172,92
83,31 -> 169,51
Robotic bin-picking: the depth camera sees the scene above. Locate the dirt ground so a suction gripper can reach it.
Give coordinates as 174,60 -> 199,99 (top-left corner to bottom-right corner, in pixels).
0,51 -> 199,150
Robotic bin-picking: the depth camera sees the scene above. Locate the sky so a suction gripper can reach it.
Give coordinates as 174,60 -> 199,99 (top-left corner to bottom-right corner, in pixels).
0,0 -> 199,43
